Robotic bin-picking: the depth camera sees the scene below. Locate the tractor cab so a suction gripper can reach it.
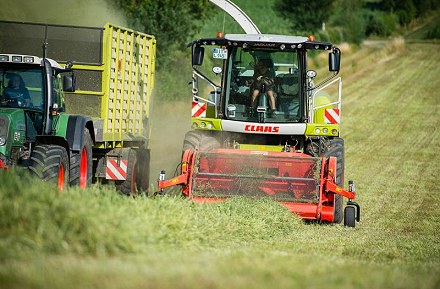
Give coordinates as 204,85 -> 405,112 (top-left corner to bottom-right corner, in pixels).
0,54 -> 74,167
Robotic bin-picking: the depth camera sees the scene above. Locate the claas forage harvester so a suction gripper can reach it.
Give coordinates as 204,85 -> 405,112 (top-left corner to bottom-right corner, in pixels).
157,0 -> 360,226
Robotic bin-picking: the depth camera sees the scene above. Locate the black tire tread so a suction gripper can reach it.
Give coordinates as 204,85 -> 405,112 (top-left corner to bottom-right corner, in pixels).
29,144 -> 69,187
70,128 -> 93,187
136,148 -> 150,193
323,137 -> 345,224
182,130 -> 220,152
344,206 -> 356,227
116,149 -> 138,196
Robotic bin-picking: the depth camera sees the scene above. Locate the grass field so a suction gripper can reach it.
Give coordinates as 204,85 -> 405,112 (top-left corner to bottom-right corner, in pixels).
1,38 -> 440,289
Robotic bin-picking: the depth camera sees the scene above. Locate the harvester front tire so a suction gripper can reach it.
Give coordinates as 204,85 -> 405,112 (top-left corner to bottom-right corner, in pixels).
324,137 -> 344,224
344,206 -> 356,227
29,144 -> 70,190
115,149 -> 139,196
70,128 -> 93,188
183,130 -> 220,152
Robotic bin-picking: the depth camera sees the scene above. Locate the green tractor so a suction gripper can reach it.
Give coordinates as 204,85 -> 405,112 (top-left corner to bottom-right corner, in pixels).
0,54 -> 93,189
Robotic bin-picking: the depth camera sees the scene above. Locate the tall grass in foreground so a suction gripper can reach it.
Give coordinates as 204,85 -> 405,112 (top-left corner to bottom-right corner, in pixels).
0,170 -> 301,258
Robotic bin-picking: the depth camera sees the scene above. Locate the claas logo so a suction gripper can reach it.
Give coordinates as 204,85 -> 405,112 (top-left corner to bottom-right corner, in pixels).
245,125 -> 280,133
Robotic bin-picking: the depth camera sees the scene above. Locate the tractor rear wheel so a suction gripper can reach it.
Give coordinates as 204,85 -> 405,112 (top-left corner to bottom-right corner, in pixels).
323,137 -> 344,224
29,144 -> 70,190
115,149 -> 139,196
70,128 -> 93,188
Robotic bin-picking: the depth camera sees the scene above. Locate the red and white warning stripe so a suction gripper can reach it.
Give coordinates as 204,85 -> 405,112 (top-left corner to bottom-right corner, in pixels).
192,101 -> 206,118
106,159 -> 128,180
324,108 -> 340,124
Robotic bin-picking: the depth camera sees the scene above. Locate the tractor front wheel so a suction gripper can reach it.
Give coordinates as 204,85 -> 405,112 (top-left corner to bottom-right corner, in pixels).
29,144 -> 70,190
70,128 -> 93,188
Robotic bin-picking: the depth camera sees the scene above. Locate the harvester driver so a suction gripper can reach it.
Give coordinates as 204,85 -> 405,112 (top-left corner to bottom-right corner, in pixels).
246,59 -> 276,111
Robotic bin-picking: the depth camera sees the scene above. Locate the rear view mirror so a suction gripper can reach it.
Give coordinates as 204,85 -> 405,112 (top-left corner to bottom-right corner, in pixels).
63,74 -> 76,92
193,45 -> 204,66
329,48 -> 341,72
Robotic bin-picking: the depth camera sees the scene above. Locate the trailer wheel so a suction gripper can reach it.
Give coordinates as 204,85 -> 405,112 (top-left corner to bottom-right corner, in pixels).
344,206 -> 356,227
115,149 -> 139,196
136,148 -> 150,194
29,144 -> 70,190
183,130 -> 220,152
323,137 -> 344,224
70,129 -> 93,188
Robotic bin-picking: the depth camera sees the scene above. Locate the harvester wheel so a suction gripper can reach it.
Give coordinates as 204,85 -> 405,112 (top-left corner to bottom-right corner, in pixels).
344,206 -> 356,227
29,144 -> 70,190
323,137 -> 344,223
115,149 -> 139,196
183,130 -> 220,152
136,148 -> 150,194
70,128 -> 93,188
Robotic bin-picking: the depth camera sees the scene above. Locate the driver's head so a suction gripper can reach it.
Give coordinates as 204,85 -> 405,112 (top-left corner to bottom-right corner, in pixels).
256,59 -> 271,71
8,74 -> 23,88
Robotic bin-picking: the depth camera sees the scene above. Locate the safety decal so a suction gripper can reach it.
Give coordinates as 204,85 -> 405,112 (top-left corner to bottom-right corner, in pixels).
106,159 -> 128,180
324,108 -> 340,124
192,101 -> 207,118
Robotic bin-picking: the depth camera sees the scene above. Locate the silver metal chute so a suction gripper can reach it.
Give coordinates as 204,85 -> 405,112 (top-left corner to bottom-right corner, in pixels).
209,0 -> 261,34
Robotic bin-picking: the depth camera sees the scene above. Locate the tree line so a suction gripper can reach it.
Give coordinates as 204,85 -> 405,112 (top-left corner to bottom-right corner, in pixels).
113,0 -> 440,65
276,0 -> 440,44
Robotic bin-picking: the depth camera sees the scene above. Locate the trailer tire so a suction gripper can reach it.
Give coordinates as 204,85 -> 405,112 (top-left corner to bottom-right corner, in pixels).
183,130 -> 220,152
344,206 -> 356,227
323,137 -> 344,224
29,144 -> 70,190
136,148 -> 150,194
70,128 -> 93,188
115,149 -> 139,196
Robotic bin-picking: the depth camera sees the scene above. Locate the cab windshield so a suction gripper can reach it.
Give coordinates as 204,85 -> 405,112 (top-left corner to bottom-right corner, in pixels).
225,47 -> 301,123
0,66 -> 45,111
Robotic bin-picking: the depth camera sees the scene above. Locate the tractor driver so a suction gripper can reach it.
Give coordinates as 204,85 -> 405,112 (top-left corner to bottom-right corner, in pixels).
2,74 -> 32,107
246,59 -> 276,111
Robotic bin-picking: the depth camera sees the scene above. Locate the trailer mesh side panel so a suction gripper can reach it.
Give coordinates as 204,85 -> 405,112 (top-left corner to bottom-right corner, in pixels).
192,152 -> 321,203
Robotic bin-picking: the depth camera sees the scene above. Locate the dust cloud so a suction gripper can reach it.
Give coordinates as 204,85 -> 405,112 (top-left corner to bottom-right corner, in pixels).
0,0 -> 127,27
149,99 -> 192,189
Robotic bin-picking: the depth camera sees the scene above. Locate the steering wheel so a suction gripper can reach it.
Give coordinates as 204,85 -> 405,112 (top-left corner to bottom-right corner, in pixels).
3,90 -> 30,107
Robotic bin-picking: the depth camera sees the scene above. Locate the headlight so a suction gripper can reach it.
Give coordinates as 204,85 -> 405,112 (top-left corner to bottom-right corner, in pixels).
0,136 -> 5,146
